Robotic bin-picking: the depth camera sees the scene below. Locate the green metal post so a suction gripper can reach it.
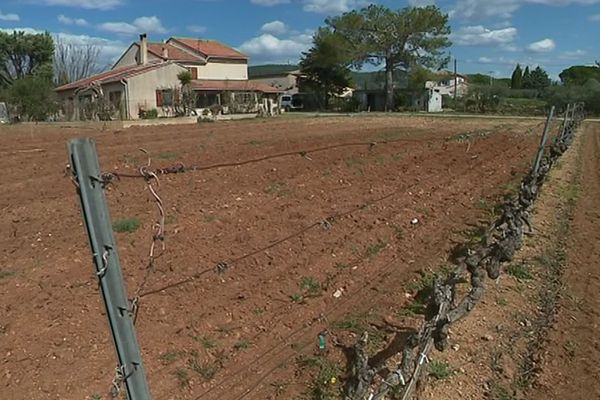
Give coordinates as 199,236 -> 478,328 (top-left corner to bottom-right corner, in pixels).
533,105 -> 555,175
68,138 -> 151,400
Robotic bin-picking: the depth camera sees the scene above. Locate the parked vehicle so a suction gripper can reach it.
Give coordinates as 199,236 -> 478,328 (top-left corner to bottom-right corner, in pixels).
279,94 -> 303,112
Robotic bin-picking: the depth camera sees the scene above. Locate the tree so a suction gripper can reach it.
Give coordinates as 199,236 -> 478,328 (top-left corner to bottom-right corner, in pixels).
5,73 -> 58,121
0,30 -> 54,85
325,4 -> 451,110
522,66 -> 531,89
299,28 -> 352,109
527,66 -> 551,90
53,36 -> 101,85
511,64 -> 523,89
177,70 -> 195,115
559,65 -> 600,86
407,65 -> 435,91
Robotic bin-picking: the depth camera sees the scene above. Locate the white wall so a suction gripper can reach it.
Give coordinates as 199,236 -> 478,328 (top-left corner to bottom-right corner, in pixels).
126,63 -> 188,119
113,45 -> 160,69
198,61 -> 247,80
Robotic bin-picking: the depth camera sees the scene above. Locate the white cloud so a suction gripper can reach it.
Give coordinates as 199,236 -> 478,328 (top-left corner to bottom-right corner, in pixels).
37,0 -> 123,10
99,16 -> 167,35
527,38 -> 556,53
559,49 -> 587,59
0,10 -> 19,21
408,0 -> 436,6
261,20 -> 288,35
58,14 -> 88,26
478,56 -> 494,63
302,0 -> 370,14
590,14 -> 600,20
250,0 -> 291,5
187,25 -> 208,34
239,32 -> 312,63
452,25 -> 518,46
451,0 -> 600,21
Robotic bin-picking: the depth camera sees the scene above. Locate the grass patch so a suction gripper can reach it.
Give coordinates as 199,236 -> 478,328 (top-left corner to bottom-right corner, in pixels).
233,340 -> 250,351
506,262 -> 533,280
429,359 -> 451,380
188,352 -> 218,380
0,270 -> 16,280
174,367 -> 190,388
159,350 -> 183,364
300,276 -> 322,297
333,314 -> 369,334
298,355 -> 341,400
112,218 -> 140,233
334,262 -> 351,270
290,293 -> 306,304
364,241 -> 387,258
192,335 -> 217,349
392,224 -> 404,240
157,151 -> 178,160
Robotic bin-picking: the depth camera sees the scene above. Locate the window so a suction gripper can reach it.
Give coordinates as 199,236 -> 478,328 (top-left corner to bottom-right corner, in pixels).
156,89 -> 174,107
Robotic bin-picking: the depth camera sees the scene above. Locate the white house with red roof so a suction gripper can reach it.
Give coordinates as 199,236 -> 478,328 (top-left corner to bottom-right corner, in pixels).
56,34 -> 280,120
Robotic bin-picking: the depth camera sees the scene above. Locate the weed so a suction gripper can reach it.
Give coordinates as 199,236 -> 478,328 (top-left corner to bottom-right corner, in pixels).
391,224 -> 404,240
428,359 -> 451,380
496,297 -> 508,306
290,293 -> 305,304
90,394 -> 102,400
188,357 -> 217,380
247,139 -> 265,146
506,263 -> 533,280
159,350 -> 183,364
233,340 -> 250,351
486,381 -> 515,400
174,368 -> 190,388
397,299 -> 428,316
192,335 -> 216,349
112,218 -> 140,233
253,307 -> 266,315
334,262 -> 351,270
298,355 -> 341,400
265,181 -> 289,197
365,241 -> 387,258
300,276 -> 322,296
333,314 -> 368,334
157,151 -> 178,160
0,270 -> 16,280
563,340 -> 577,358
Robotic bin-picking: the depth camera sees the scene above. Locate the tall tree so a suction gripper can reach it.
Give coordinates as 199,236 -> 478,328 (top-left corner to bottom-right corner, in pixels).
522,66 -> 531,89
559,65 -> 600,86
527,66 -> 551,90
325,4 -> 451,110
0,30 -> 54,85
53,36 -> 101,85
511,64 -> 523,89
299,28 -> 352,109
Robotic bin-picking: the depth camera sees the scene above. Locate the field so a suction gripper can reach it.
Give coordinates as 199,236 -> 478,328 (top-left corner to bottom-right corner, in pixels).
0,115 -> 563,399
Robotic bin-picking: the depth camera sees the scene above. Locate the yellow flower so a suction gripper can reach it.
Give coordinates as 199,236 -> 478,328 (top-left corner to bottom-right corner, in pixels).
330,377 -> 337,385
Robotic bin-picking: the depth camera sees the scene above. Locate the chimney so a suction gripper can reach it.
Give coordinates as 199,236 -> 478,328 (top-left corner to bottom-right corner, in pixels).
162,46 -> 169,59
139,33 -> 148,65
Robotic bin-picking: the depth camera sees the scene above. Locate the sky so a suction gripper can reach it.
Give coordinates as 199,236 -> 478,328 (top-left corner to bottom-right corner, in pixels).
0,0 -> 599,79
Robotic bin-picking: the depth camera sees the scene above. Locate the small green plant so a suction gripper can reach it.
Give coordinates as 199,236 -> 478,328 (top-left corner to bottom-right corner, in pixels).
496,297 -> 508,306
112,218 -> 140,233
506,263 -> 533,280
174,367 -> 190,388
365,241 -> 387,258
159,350 -> 182,364
0,270 -> 16,280
333,314 -> 368,334
265,181 -> 289,197
392,224 -> 404,240
290,293 -> 305,304
298,355 -> 341,400
487,382 -> 515,400
157,151 -> 178,160
300,276 -> 322,296
233,340 -> 250,351
90,394 -> 102,400
253,307 -> 266,315
334,262 -> 351,270
188,357 -> 217,380
192,335 -> 216,349
429,359 -> 451,380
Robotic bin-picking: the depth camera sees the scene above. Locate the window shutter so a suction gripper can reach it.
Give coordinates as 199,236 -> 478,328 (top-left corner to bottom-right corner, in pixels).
189,67 -> 198,80
156,90 -> 163,107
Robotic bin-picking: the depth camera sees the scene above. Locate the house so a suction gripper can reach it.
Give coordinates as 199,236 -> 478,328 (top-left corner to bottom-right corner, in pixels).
248,64 -> 303,95
56,34 -> 281,120
425,72 -> 469,98
413,89 -> 443,113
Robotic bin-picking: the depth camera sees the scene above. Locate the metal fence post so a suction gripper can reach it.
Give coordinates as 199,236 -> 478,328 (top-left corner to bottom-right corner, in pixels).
533,105 -> 555,175
68,138 -> 151,400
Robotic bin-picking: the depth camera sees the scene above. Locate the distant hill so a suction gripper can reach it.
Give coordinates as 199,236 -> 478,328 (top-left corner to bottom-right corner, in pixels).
466,73 -> 511,88
248,64 -> 299,79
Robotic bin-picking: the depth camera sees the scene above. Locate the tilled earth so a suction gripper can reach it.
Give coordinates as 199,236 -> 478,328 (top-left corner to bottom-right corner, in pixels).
0,115 -> 544,399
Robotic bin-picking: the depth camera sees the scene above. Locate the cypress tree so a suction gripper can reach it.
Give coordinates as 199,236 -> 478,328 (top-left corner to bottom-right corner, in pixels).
511,64 -> 523,89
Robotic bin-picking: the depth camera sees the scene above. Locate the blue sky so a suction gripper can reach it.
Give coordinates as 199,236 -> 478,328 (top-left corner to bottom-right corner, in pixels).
0,0 -> 599,79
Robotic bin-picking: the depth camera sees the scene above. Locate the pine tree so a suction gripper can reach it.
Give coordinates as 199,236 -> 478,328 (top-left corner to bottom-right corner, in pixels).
511,64 -> 523,89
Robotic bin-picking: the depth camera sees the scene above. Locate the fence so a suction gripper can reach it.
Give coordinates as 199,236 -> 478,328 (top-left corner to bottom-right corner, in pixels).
67,104 -> 585,400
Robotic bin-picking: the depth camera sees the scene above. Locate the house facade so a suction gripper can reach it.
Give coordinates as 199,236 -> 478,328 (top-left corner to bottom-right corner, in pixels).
248,65 -> 302,95
425,73 -> 469,98
56,34 -> 280,120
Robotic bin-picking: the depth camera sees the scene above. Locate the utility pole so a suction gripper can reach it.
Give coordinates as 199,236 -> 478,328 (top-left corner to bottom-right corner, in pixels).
454,57 -> 458,100
68,138 -> 152,400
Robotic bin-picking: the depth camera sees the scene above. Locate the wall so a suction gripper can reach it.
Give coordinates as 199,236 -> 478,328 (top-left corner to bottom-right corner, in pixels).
126,63 -> 188,119
198,61 -> 248,80
113,45 -> 161,69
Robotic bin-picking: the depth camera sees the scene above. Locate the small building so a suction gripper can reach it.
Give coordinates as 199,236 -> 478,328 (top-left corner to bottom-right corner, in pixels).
425,72 -> 469,98
56,34 -> 281,120
248,64 -> 303,95
413,89 -> 443,113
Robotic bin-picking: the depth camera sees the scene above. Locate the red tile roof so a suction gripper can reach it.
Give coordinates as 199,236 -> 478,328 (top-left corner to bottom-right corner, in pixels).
146,43 -> 205,63
170,38 -> 247,60
55,61 -> 176,92
190,79 -> 281,94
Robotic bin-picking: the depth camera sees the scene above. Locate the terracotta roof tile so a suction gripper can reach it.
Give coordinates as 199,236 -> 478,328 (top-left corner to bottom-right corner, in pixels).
190,79 -> 281,93
170,38 -> 247,60
55,62 -> 176,92
146,43 -> 205,63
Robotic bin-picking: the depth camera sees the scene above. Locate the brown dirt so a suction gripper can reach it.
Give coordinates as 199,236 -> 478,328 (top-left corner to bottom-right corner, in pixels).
0,115 -> 545,400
